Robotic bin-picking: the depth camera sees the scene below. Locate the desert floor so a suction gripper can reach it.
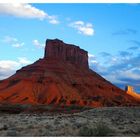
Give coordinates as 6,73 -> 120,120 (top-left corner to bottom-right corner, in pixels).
0,106 -> 140,136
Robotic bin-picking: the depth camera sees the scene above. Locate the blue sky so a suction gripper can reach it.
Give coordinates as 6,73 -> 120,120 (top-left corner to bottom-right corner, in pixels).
0,3 -> 140,92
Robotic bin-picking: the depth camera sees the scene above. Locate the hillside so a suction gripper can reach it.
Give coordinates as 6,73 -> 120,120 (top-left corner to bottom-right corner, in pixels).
0,39 -> 139,107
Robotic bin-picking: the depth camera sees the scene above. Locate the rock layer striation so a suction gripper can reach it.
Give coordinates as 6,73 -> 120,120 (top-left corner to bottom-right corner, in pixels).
44,39 -> 89,68
0,39 -> 139,107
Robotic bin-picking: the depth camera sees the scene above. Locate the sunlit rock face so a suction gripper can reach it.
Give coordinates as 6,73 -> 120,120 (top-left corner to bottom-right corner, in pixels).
0,39 -> 140,107
125,85 -> 140,101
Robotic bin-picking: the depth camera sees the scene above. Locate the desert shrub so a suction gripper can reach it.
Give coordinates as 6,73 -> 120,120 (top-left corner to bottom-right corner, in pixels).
6,130 -> 17,136
0,125 -> 8,131
65,105 -> 90,112
27,124 -> 34,129
79,122 -> 114,137
79,126 -> 94,136
0,104 -> 27,114
136,127 -> 140,134
67,105 -> 83,110
92,122 -> 114,136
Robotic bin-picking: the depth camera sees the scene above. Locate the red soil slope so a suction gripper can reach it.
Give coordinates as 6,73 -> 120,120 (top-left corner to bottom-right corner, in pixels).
0,39 -> 139,107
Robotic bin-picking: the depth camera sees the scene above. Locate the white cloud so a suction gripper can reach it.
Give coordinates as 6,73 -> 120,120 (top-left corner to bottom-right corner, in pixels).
33,39 -> 45,48
88,53 -> 95,58
0,58 -> 32,80
101,68 -> 140,85
0,3 -> 46,20
3,36 -> 25,48
89,49 -> 140,92
103,74 -> 128,84
48,15 -> 60,24
0,60 -> 20,80
119,69 -> 140,80
49,19 -> 59,24
70,20 -> 94,36
18,57 -> 32,65
74,21 -> 84,25
0,60 -> 20,69
0,3 -> 59,24
88,53 -> 98,66
3,36 -> 17,43
0,68 -> 15,80
12,42 -> 25,48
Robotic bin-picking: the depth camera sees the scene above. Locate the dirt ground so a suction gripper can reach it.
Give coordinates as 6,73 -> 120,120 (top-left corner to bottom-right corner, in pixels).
0,107 -> 140,136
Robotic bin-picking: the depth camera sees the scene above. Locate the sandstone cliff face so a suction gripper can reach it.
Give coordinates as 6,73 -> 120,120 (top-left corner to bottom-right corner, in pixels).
44,39 -> 89,69
0,39 -> 139,107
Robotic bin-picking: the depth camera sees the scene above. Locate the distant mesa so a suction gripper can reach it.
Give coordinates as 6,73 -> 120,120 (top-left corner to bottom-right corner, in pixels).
125,85 -> 140,101
0,38 -> 140,107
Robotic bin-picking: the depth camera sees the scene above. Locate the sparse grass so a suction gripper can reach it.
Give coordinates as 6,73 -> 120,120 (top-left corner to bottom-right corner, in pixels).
0,104 -> 90,114
79,126 -> 93,136
66,105 -> 91,111
136,127 -> 140,134
27,125 -> 34,129
66,105 -> 84,110
0,104 -> 30,114
79,121 -> 115,137
92,121 -> 115,136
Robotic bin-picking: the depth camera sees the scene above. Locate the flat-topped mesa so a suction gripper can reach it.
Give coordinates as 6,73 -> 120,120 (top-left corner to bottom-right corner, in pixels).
44,39 -> 89,68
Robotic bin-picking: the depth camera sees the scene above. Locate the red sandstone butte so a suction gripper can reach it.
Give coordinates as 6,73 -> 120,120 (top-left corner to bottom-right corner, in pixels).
0,39 -> 139,107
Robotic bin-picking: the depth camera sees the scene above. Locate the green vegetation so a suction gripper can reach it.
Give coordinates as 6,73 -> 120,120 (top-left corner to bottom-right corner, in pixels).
0,104 -> 28,114
136,127 -> 140,134
65,105 -> 91,112
79,121 -> 115,137
79,126 -> 94,136
0,104 -> 91,114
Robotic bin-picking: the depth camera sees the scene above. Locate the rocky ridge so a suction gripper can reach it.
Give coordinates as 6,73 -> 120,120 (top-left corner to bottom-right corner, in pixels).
0,39 -> 139,107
